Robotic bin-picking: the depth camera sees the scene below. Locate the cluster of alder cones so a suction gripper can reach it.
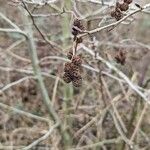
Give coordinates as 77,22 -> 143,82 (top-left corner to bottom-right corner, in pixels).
111,0 -> 133,20
63,19 -> 84,87
63,52 -> 82,87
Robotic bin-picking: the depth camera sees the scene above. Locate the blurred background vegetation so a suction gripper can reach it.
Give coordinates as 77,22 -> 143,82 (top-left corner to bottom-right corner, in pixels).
0,0 -> 150,149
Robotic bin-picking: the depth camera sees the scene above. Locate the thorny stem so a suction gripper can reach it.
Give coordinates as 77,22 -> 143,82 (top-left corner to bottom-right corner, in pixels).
73,39 -> 79,56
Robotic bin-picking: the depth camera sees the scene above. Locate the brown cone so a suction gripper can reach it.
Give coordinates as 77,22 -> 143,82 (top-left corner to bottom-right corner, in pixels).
124,0 -> 132,4
115,50 -> 126,65
72,76 -> 82,87
63,73 -> 72,83
72,19 -> 84,37
119,3 -> 129,11
72,55 -> 82,66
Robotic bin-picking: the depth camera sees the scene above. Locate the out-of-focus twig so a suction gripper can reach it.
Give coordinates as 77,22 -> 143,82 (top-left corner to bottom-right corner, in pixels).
0,101 -> 49,123
21,1 -> 56,49
70,137 -> 122,150
81,44 -> 149,104
74,95 -> 121,138
22,123 -> 59,150
0,76 -> 34,94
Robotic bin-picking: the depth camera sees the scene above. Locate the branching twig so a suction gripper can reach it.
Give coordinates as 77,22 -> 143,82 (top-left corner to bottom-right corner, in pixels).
21,1 -> 59,50
81,44 -> 149,104
0,76 -> 34,94
70,137 -> 122,150
19,6 -> 61,124
22,123 -> 59,150
78,7 -> 146,38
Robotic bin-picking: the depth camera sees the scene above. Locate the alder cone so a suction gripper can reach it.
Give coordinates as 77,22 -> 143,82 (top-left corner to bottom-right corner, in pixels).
64,62 -> 79,73
115,10 -> 123,21
64,62 -> 72,72
72,19 -> 84,37
119,3 -> 129,11
72,76 -> 82,87
111,11 -> 116,17
72,55 -> 82,66
72,29 -> 78,37
63,73 -> 71,83
115,50 -> 126,65
124,0 -> 132,4
111,8 -> 123,21
73,19 -> 84,31
71,71 -> 81,78
116,2 -> 121,9
73,19 -> 81,27
63,51 -> 83,87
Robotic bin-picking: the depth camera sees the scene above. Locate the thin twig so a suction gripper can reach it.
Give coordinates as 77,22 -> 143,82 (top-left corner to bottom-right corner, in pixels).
0,28 -> 27,37
0,76 -> 34,94
74,95 -> 121,138
70,137 -> 122,150
0,12 -> 21,30
0,102 -> 49,123
81,44 -> 149,104
19,6 -> 69,148
21,1 -> 58,49
78,7 -> 144,38
130,103 -> 148,142
52,76 -> 60,106
22,123 -> 59,150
